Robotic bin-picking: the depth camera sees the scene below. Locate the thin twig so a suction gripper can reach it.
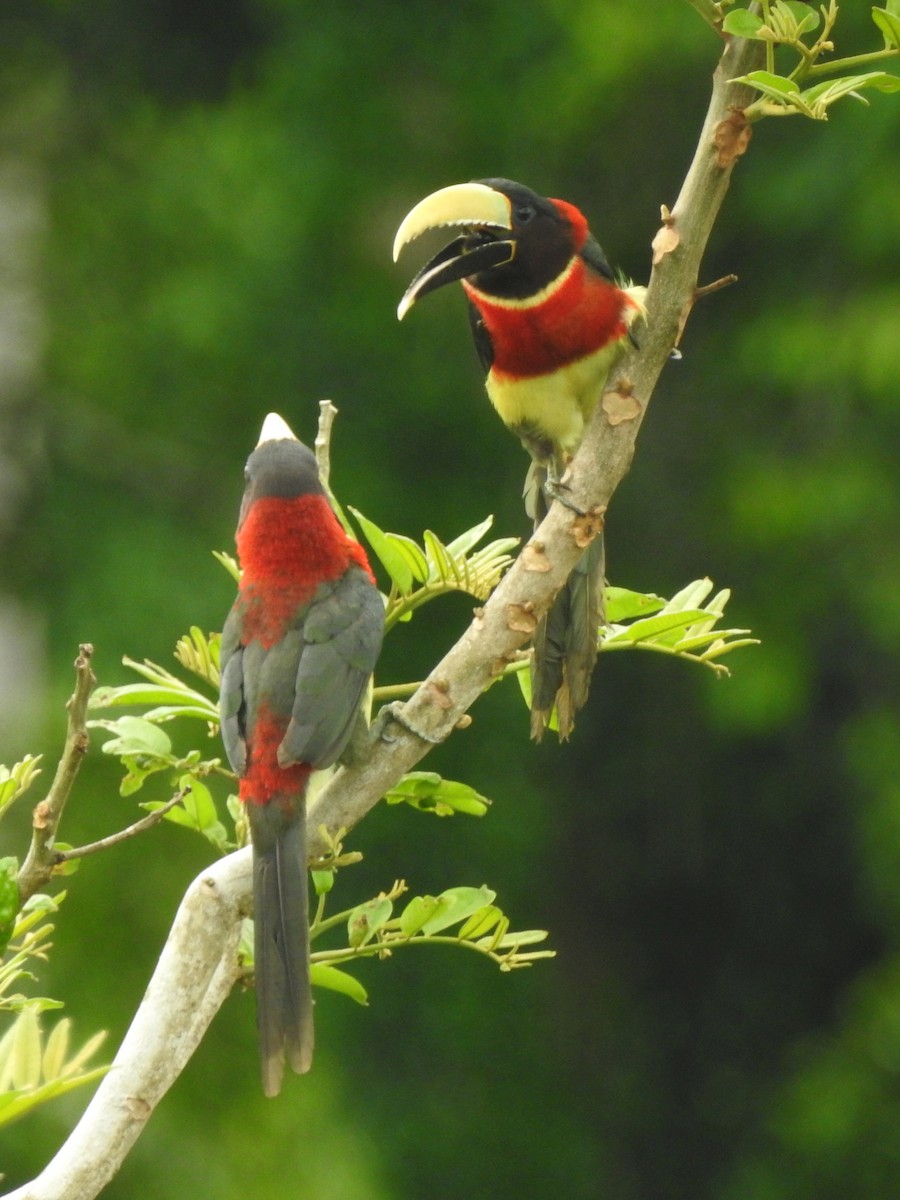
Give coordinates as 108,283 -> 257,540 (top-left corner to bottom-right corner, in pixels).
315,398 -> 338,488
694,273 -> 738,300
17,644 -> 96,903
55,789 -> 189,863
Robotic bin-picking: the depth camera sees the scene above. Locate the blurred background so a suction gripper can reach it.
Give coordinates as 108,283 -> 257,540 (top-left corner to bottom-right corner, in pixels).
3,2 -> 900,1197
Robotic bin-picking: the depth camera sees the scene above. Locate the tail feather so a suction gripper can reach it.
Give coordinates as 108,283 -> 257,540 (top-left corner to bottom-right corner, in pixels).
530,532 -> 605,742
525,460 -> 606,741
251,805 -> 314,1096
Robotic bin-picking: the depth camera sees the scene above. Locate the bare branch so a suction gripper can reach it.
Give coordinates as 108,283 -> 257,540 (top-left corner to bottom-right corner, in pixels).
694,273 -> 739,300
17,645 -> 96,903
315,398 -> 338,489
55,788 -> 188,864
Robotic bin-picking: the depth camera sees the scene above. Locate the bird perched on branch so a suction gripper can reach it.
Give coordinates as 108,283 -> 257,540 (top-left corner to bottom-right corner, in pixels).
393,178 -> 645,739
219,412 -> 384,1094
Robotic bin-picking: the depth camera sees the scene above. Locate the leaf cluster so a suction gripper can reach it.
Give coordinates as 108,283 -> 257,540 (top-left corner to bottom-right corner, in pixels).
303,882 -> 554,1008
0,895 -> 108,1129
0,758 -> 43,828
602,578 -> 758,670
349,511 -> 519,632
719,1 -> 900,120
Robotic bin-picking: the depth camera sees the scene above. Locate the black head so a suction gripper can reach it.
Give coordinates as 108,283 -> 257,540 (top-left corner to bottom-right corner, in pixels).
394,178 -> 607,315
466,178 -> 580,298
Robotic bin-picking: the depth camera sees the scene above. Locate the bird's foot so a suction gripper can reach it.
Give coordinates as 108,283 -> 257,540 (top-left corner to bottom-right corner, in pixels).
373,701 -> 446,745
543,473 -> 586,517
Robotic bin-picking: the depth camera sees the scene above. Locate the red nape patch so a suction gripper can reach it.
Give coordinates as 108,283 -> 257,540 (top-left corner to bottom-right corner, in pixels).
468,260 -> 629,379
239,705 -> 312,807
236,495 -> 377,648
550,198 -> 588,251
238,494 -> 351,584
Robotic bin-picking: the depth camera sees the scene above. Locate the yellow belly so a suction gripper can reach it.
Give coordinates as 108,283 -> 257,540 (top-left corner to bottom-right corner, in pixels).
485,341 -> 623,455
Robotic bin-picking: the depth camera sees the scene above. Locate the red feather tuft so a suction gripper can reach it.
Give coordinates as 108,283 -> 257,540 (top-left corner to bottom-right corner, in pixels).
239,702 -> 312,807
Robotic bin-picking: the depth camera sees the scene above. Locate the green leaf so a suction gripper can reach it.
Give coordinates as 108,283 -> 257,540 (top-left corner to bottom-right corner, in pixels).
311,869 -> 334,895
604,609 -> 712,647
91,675 -> 219,724
14,892 -> 61,933
873,6 -> 900,48
480,928 -> 551,951
93,716 -> 173,759
0,1065 -> 108,1128
347,896 -> 394,947
722,9 -> 765,37
731,70 -> 801,97
457,904 -> 504,941
174,627 -> 221,686
398,894 -> 441,936
386,533 -> 429,585
666,578 -> 716,611
309,963 -> 368,1006
178,776 -> 218,831
90,683 -> 197,709
0,756 -> 42,822
443,514 -> 495,560
604,587 -> 665,623
141,778 -> 228,849
47,844 -> 79,878
119,756 -> 168,797
419,885 -> 497,935
40,1018 -> 68,1081
700,637 -> 760,660
0,860 -> 18,954
60,1027 -> 107,1076
384,772 -> 490,817
212,549 -> 241,583
7,1006 -> 41,1090
802,72 -> 900,110
349,507 -> 421,593
1,997 -> 64,1016
781,1 -> 818,35
423,528 -> 456,585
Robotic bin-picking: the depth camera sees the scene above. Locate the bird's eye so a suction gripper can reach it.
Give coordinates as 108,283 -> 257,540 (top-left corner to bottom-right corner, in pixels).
515,204 -> 536,224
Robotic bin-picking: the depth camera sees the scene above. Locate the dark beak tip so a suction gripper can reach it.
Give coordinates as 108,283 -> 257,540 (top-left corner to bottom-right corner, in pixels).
399,234 -> 516,315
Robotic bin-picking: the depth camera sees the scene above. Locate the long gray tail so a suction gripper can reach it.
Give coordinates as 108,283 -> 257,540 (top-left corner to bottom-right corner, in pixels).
250,802 -> 314,1096
525,460 -> 606,741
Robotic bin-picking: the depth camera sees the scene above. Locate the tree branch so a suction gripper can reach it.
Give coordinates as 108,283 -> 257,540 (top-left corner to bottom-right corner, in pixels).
54,788 -> 188,864
314,398 -> 338,489
17,645 -> 96,903
3,32 -> 766,1200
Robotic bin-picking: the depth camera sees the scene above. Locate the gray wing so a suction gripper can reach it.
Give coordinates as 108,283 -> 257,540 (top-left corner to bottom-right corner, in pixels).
219,604 -> 247,775
278,565 -> 385,770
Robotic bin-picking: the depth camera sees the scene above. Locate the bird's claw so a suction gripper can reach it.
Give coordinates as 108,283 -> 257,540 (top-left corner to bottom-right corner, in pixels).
543,473 -> 586,517
373,701 -> 446,745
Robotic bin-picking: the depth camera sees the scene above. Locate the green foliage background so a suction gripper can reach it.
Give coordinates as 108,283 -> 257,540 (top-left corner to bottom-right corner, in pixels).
3,2 -> 900,1197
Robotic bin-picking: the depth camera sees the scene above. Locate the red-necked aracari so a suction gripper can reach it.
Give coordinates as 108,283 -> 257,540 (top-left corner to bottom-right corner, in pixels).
219,413 -> 384,1095
392,178 -> 645,739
